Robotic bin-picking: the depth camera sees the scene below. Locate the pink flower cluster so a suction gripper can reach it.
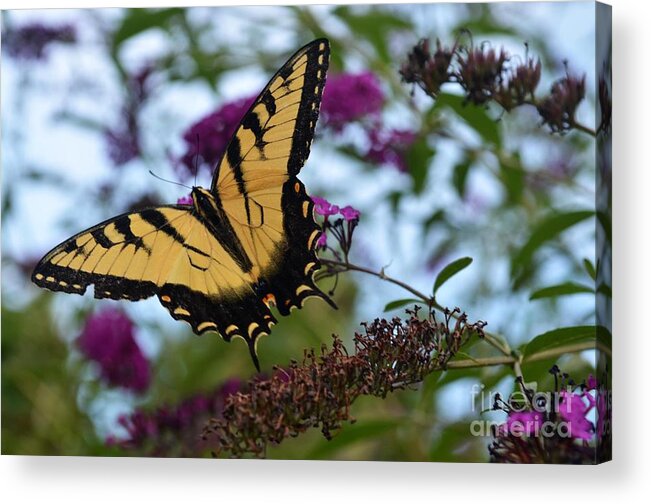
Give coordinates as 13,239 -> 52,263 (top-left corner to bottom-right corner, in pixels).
497,373 -> 599,441
178,95 -> 256,178
312,196 -> 359,221
77,308 -> 150,393
311,196 -> 360,251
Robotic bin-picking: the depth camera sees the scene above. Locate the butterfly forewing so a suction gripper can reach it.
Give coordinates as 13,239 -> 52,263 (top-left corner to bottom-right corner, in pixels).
212,39 -> 333,315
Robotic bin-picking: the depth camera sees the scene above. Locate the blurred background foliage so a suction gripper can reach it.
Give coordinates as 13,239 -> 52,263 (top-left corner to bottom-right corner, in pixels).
1,3 -> 605,460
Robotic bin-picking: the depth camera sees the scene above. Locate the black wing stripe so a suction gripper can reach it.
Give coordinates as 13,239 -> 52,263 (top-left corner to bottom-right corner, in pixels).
114,214 -> 150,253
140,208 -> 210,258
90,228 -> 114,249
193,192 -> 254,272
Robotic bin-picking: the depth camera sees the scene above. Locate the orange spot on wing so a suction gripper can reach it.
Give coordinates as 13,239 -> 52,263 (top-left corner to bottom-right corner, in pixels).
262,293 -> 277,307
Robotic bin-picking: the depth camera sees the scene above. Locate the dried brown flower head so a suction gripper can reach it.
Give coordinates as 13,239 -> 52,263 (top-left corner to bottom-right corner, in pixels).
400,35 -> 593,136
400,38 -> 456,97
457,45 -> 508,105
203,307 -> 485,458
537,69 -> 586,133
495,55 -> 542,111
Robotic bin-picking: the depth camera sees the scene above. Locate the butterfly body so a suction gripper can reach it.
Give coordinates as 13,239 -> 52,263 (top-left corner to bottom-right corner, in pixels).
32,39 -> 334,369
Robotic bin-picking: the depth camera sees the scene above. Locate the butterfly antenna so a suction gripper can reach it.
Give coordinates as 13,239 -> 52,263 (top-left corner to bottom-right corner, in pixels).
148,170 -> 192,190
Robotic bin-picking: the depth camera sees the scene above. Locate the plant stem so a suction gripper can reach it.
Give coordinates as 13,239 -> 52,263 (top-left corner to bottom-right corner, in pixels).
320,258 -> 431,305
446,355 -> 516,369
569,120 -> 597,137
445,339 -> 603,370
318,258 -> 607,385
321,257 -> 512,357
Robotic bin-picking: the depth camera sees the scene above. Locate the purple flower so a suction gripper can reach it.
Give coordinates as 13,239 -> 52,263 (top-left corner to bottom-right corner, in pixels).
113,378 -> 242,456
4,22 -> 76,61
77,308 -> 150,393
366,128 -> 417,172
586,374 -> 597,391
128,64 -> 155,104
596,386 -> 610,437
505,410 -> 544,436
177,194 -> 193,205
558,391 -> 594,440
178,95 -> 256,178
340,205 -> 360,221
311,196 -> 339,217
104,122 -> 140,166
103,65 -> 155,167
316,232 -> 328,249
321,72 -> 384,130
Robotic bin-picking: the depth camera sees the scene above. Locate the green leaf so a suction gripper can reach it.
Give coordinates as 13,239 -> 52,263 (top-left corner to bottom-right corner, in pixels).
332,6 -> 412,64
423,209 -> 446,233
596,325 -> 612,348
405,138 -> 435,194
596,210 -> 612,244
529,282 -> 594,300
455,19 -> 518,37
308,419 -> 400,459
511,210 -> 594,279
583,258 -> 597,281
499,153 -> 525,205
384,298 -> 424,312
434,93 -> 501,146
452,159 -> 472,198
112,8 -> 185,49
597,283 -> 612,298
523,326 -> 599,359
387,190 -> 403,215
433,257 -> 473,296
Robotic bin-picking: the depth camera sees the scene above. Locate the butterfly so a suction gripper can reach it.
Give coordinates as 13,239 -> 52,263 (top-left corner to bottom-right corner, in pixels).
32,39 -> 335,370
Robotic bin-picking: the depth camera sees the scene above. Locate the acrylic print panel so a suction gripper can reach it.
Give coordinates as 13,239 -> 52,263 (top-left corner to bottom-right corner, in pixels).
1,2 -> 611,463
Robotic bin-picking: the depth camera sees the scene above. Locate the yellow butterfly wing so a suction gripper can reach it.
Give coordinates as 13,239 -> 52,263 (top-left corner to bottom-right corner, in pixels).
32,39 -> 333,369
212,38 -> 332,313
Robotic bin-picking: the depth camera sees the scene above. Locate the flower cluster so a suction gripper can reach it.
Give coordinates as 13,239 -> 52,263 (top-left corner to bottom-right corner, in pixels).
321,72 -> 384,131
177,194 -> 193,205
537,70 -> 586,133
311,196 -> 360,258
178,95 -> 256,179
457,45 -> 508,105
400,38 -> 456,98
400,37 -> 587,134
77,308 -> 150,393
104,124 -> 140,166
320,71 -> 417,173
495,53 -> 541,111
202,307 -> 485,457
365,128 -> 417,173
489,366 -> 610,464
109,379 -> 241,457
598,69 -> 612,134
104,64 -> 155,166
4,22 -> 76,61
